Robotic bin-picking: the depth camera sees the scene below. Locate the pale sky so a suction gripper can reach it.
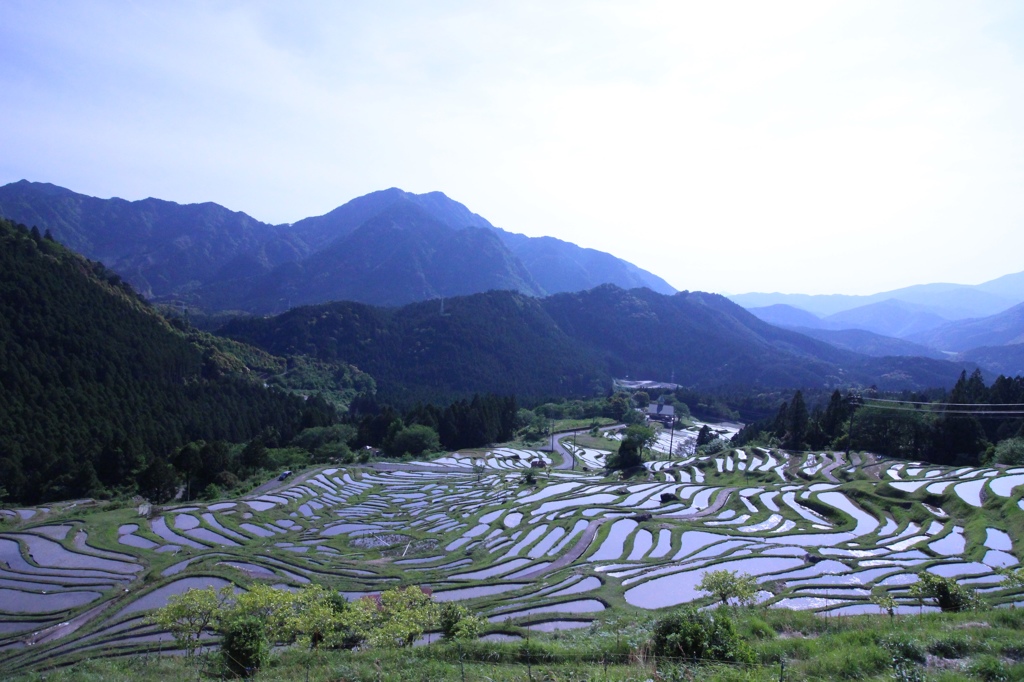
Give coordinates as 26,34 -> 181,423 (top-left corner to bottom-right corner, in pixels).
2,1 -> 1023,296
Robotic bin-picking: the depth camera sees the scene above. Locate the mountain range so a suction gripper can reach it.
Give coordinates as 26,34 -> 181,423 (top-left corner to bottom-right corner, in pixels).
3,178 -> 1021,388
731,275 -> 1024,320
0,181 -> 674,312
220,285 -> 971,404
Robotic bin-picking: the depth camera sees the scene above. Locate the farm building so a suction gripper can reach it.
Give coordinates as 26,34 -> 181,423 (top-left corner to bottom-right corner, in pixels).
645,403 -> 675,424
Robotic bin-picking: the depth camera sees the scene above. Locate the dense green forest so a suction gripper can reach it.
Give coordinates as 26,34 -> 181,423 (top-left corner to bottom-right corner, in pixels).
0,218 -> 542,504
0,218 -> 337,504
734,370 -> 1024,466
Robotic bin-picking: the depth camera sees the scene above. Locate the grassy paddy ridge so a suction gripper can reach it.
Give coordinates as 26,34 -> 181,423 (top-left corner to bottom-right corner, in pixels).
2,426 -> 1024,679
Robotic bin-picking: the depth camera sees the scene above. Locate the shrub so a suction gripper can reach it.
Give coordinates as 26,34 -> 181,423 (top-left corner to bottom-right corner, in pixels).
199,483 -> 222,500
696,439 -> 726,456
993,437 -> 1024,466
928,634 -> 972,659
908,573 -> 983,612
880,633 -> 926,664
970,654 -> 1009,682
743,616 -> 776,640
439,602 -> 484,641
650,608 -> 753,663
221,615 -> 270,677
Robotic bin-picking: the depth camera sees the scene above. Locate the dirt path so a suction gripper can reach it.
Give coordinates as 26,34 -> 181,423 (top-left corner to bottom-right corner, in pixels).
820,452 -> 846,483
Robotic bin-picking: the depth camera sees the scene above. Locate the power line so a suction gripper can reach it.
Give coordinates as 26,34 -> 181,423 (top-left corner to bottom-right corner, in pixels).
858,402 -> 1024,417
866,397 -> 1024,408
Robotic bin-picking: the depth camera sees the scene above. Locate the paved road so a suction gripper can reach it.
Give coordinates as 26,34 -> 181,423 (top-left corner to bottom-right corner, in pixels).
246,467 -> 323,498
545,425 -> 623,470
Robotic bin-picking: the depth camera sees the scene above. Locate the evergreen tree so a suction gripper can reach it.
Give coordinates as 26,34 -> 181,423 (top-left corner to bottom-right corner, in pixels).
784,391 -> 809,450
138,458 -> 179,504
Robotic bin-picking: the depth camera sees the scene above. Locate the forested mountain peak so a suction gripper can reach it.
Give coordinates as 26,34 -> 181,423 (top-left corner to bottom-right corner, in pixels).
0,180 -> 304,299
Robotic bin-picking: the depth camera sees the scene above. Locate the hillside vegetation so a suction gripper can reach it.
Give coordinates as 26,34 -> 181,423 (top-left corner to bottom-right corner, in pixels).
221,286 -> 970,404
0,218 -> 336,503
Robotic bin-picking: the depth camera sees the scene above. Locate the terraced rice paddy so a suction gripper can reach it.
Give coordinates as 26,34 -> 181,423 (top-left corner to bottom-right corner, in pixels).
2,436 -> 1024,671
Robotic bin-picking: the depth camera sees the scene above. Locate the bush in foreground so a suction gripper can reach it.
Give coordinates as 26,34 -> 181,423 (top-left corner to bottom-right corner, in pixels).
651,607 -> 753,664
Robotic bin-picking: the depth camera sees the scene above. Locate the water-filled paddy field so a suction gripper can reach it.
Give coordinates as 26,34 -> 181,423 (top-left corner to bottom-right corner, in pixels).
2,435 -> 1024,671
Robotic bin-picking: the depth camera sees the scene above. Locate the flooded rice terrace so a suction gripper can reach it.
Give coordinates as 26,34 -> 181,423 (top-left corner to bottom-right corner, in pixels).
2,430 -> 1024,668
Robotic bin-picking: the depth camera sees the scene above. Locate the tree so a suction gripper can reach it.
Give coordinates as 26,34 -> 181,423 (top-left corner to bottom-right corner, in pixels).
605,393 -> 632,421
286,584 -> 351,650
137,457 -> 178,504
172,442 -> 204,499
226,583 -> 296,638
998,567 -> 1024,589
221,616 -> 270,677
871,592 -> 897,625
385,424 -> 441,458
993,437 -> 1024,466
347,586 -> 439,648
439,602 -> 485,641
784,391 -> 809,450
608,424 -> 655,471
908,573 -> 982,612
149,585 -> 234,658
240,437 -> 269,471
697,569 -> 758,608
696,424 -> 715,447
821,390 -> 850,444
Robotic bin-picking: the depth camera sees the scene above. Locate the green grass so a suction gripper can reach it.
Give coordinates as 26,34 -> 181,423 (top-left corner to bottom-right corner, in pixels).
10,609 -> 1024,681
551,418 -> 617,433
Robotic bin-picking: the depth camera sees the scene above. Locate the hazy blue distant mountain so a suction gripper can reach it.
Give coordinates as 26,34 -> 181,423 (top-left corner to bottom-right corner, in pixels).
287,187 -> 494,252
787,327 -> 946,359
909,302 -> 1024,352
822,299 -> 950,338
747,302 -> 948,357
730,279 -> 1019,321
0,180 -> 305,299
962,344 -> 1024,378
974,270 -> 1024,301
495,229 -> 675,295
289,188 -> 675,297
747,304 -> 825,329
0,181 -> 674,312
222,285 -> 970,402
197,202 -> 543,309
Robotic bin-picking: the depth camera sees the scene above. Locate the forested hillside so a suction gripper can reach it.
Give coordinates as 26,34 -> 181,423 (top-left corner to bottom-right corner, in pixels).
221,285 -> 971,405
735,370 -> 1024,467
0,218 -> 334,503
220,291 -> 605,404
